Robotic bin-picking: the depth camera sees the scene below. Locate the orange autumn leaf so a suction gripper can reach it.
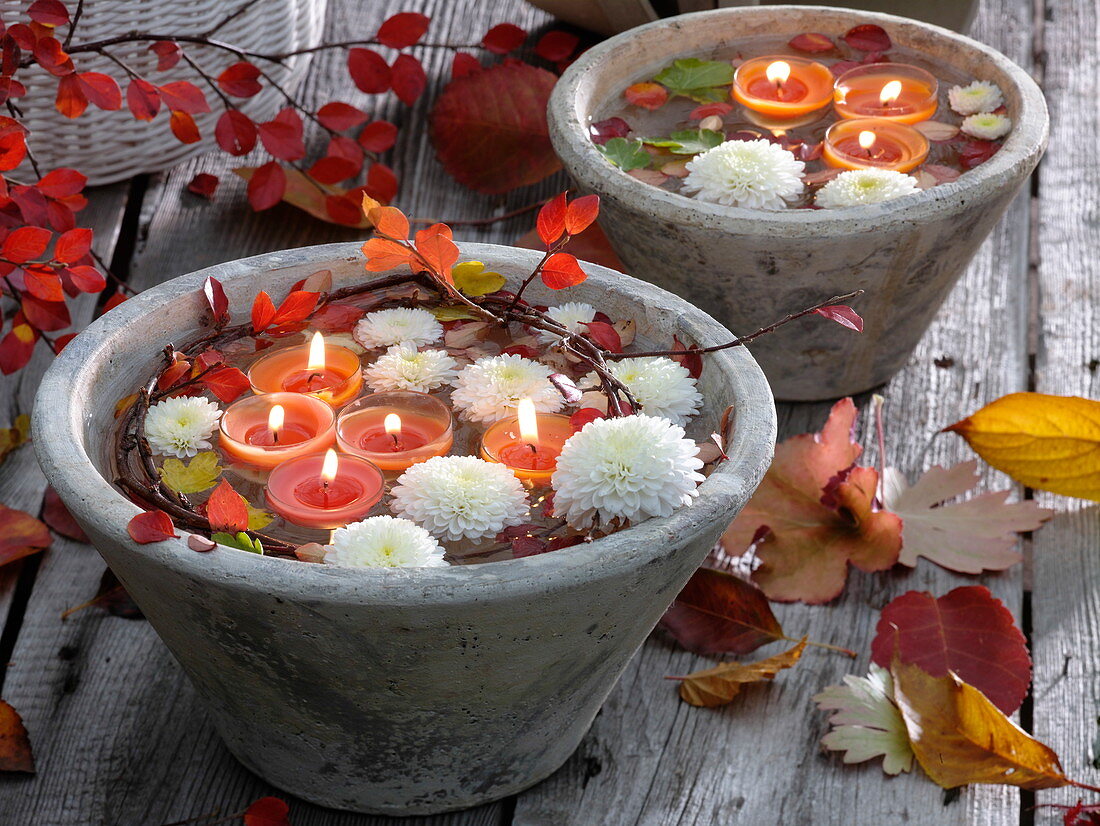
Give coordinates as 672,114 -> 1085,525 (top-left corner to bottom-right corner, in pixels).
624,81 -> 669,110
0,503 -> 51,568
413,223 -> 459,282
362,237 -> 414,272
205,478 -> 248,533
0,700 -> 34,773
671,638 -> 806,707
361,195 -> 409,240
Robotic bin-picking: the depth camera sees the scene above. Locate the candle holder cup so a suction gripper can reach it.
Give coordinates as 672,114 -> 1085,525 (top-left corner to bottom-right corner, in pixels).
732,55 -> 834,126
248,341 -> 362,407
336,391 -> 454,474
480,412 -> 573,487
823,117 -> 929,172
219,392 -> 336,469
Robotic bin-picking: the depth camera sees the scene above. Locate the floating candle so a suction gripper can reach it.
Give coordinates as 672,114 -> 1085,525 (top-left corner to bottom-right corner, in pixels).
480,398 -> 573,486
248,332 -> 363,407
833,64 -> 938,123
732,56 -> 834,124
822,117 -> 929,172
219,392 -> 336,469
265,448 -> 385,529
336,391 -> 453,473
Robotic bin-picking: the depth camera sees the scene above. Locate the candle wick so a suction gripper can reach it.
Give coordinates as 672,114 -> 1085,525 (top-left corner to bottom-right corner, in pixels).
391,433 -> 401,450
272,430 -> 279,445
527,443 -> 538,454
308,371 -> 322,387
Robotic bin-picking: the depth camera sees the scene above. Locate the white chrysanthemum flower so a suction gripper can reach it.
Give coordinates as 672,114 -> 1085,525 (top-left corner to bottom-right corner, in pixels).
145,396 -> 221,458
450,353 -> 564,423
815,169 -> 920,209
324,515 -> 448,568
948,80 -> 1004,115
960,112 -> 1012,141
391,455 -> 529,541
537,302 -> 597,345
354,307 -> 443,349
552,414 -> 704,528
362,344 -> 458,393
586,357 -> 702,426
682,139 -> 804,209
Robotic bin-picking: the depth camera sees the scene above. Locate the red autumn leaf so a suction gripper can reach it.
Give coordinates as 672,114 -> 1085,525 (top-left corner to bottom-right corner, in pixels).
243,796 -> 291,826
125,77 -> 160,121
54,227 -> 91,263
127,509 -> 177,544
363,162 -> 398,204
429,61 -> 560,195
688,102 -> 733,120
536,192 -> 567,246
149,40 -> 181,71
376,12 -> 430,48
206,478 -> 249,533
670,334 -> 703,380
28,0 -> 69,26
64,264 -> 104,293
187,173 -> 218,200
390,53 -> 427,106
157,81 -> 209,114
829,59 -> 861,79
0,700 -> 34,773
202,275 -> 229,326
34,37 -> 73,77
569,407 -> 604,431
871,586 -> 1031,714
309,155 -> 360,185
157,353 -> 190,391
956,137 -> 1001,169
815,304 -> 864,332
358,120 -> 398,153
451,52 -> 482,79
581,320 -> 621,352
482,23 -> 526,54
215,109 -> 257,156
77,72 -> 121,110
661,567 -> 784,655
53,332 -> 76,351
202,365 -> 250,403
724,398 -> 902,603
42,485 -> 88,542
414,223 -> 459,280
270,290 -> 319,326
923,163 -> 961,184
540,252 -> 587,290
347,48 -> 390,94
169,111 -> 200,144
565,194 -> 599,235
310,301 -> 364,333
535,30 -> 579,62
0,503 -> 51,568
246,161 -> 287,211
23,267 -> 62,301
589,116 -> 630,145
36,167 -> 85,198
0,320 -> 36,374
788,32 -> 835,53
3,226 -> 51,262
624,81 -> 668,111
317,101 -> 369,131
217,61 -> 262,98
258,108 -> 305,161
55,74 -> 86,117
101,290 -> 127,314
324,194 -> 362,226
844,24 -> 891,52
0,131 -> 26,171
93,568 -> 143,619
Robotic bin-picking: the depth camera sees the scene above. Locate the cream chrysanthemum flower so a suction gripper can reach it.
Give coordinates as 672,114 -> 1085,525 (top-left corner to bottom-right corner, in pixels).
961,112 -> 1012,140
324,515 -> 448,568
815,169 -> 920,209
586,357 -> 702,426
144,396 -> 221,458
682,139 -> 804,209
552,414 -> 704,528
354,307 -> 443,349
450,353 -> 564,423
537,302 -> 597,345
948,80 -> 1004,115
362,343 -> 458,393
391,455 -> 529,541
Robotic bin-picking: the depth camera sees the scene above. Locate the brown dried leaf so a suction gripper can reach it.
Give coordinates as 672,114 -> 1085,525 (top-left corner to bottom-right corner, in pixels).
673,638 -> 807,707
0,700 -> 34,773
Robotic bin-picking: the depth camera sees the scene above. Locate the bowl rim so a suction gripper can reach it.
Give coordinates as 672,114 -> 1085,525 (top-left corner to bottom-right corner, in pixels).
32,241 -> 777,604
548,4 -> 1049,237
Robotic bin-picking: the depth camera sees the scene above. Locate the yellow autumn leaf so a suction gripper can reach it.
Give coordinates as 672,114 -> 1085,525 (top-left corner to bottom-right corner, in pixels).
245,501 -> 274,531
158,451 -> 223,494
0,414 -> 31,466
672,638 -> 807,707
452,261 -> 507,297
944,392 -> 1100,500
890,660 -> 1068,790
430,306 -> 478,322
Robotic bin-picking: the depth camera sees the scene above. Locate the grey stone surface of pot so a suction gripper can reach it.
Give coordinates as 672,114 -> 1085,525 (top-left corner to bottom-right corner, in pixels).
548,5 -> 1048,400
32,242 -> 776,815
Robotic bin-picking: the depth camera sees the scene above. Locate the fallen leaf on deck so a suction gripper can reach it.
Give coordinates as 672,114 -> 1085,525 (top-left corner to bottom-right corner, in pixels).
0,503 -> 51,568
42,486 -> 88,542
0,700 -> 34,773
243,796 -> 291,826
815,664 -> 914,775
881,460 -> 1051,573
671,638 -> 806,707
0,413 -> 30,465
158,450 -> 223,494
94,569 -> 143,619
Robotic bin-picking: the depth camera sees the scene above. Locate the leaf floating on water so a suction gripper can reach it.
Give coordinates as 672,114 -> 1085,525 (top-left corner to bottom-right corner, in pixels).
623,81 -> 668,111
597,137 -> 651,171
641,128 -> 724,155
653,58 -> 735,103
158,451 -> 223,494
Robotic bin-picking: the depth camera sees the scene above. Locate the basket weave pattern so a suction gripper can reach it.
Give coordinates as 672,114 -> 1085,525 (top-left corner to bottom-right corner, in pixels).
2,0 -> 329,185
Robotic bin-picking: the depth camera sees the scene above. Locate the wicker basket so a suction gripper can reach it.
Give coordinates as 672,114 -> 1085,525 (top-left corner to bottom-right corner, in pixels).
2,0 -> 329,185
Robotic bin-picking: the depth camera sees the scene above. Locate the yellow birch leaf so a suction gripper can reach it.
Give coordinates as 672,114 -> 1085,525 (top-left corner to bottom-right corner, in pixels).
890,660 -> 1068,790
672,638 -> 807,707
452,261 -> 506,297
245,501 -> 274,531
944,392 -> 1100,500
158,451 -> 223,494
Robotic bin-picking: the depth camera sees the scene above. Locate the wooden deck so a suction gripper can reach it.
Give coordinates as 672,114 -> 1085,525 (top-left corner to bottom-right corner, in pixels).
0,0 -> 1094,823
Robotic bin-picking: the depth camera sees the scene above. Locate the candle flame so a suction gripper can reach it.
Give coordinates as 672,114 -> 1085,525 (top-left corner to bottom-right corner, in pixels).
321,448 -> 339,482
879,80 -> 902,106
858,130 -> 876,150
765,60 -> 791,85
384,413 -> 402,436
518,398 -> 539,444
307,331 -> 326,372
268,404 -> 285,435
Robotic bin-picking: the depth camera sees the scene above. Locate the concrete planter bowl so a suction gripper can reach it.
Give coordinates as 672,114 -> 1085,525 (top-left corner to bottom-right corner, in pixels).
32,242 -> 776,815
548,5 -> 1048,400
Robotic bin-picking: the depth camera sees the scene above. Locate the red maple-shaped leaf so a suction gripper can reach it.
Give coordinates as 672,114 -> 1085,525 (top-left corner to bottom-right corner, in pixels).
660,566 -> 784,656
0,700 -> 35,773
429,61 -> 560,195
724,398 -> 902,603
347,48 -> 390,93
390,53 -> 427,106
215,110 -> 257,156
317,101 -> 368,131
482,23 -> 526,55
187,173 -> 219,200
788,32 -> 836,53
565,194 -> 600,235
202,276 -> 230,326
536,192 -> 567,246
206,479 -> 248,533
0,503 -> 51,568
624,82 -> 668,111
217,61 -> 262,98
243,796 -> 291,826
870,586 -> 1031,714
540,252 -> 587,289
42,486 -> 88,543
126,78 -> 160,121
376,12 -> 430,49
202,366 -> 250,403
127,509 -> 177,544
535,30 -> 579,62
844,24 -> 892,52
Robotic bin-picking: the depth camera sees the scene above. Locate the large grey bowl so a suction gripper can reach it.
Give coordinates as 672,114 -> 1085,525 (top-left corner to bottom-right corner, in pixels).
548,5 -> 1048,400
32,242 -> 776,815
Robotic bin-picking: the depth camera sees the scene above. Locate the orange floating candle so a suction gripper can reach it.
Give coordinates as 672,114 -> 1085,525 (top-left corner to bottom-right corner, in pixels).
823,117 -> 929,172
248,332 -> 363,407
219,392 -> 336,469
732,56 -> 834,124
336,391 -> 453,473
265,448 -> 385,529
480,398 -> 572,486
833,64 -> 938,124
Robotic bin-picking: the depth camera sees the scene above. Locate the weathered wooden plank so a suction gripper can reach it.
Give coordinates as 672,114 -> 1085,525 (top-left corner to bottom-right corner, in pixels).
511,0 -> 1034,822
1030,0 -> 1100,816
